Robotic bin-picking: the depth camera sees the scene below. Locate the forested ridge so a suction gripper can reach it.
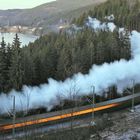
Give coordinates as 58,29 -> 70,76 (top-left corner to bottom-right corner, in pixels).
0,0 -> 134,93
74,0 -> 140,31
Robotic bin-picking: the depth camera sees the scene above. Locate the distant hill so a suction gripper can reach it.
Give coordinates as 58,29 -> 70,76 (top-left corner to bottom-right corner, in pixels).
0,0 -> 107,34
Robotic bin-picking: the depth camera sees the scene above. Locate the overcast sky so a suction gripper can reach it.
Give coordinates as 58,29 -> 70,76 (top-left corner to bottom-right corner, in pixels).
0,0 -> 56,10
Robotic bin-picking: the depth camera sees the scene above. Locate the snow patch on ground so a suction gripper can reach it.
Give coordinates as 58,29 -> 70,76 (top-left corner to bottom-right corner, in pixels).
97,104 -> 140,140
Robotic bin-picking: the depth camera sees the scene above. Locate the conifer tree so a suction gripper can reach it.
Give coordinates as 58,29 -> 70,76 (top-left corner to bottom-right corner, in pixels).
120,29 -> 131,60
123,30 -> 131,59
9,34 -> 24,90
0,37 -> 7,92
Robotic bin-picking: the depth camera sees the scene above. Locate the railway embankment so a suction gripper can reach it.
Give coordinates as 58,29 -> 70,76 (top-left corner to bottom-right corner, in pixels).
1,104 -> 140,140
26,104 -> 140,140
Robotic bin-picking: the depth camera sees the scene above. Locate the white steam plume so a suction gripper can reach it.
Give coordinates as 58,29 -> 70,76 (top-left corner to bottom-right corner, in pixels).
0,18 -> 140,115
86,16 -> 116,32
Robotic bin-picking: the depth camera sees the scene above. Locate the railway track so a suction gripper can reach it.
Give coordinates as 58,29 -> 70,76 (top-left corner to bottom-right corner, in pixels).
0,92 -> 140,132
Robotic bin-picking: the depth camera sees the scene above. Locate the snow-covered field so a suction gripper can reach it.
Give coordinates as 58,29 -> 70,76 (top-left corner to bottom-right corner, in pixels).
97,105 -> 140,140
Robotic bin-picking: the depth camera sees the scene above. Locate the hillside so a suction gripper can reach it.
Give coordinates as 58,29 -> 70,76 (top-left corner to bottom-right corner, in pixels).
74,0 -> 140,31
0,0 -> 106,34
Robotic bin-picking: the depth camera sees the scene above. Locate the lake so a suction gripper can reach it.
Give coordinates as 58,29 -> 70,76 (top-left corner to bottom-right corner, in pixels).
0,33 -> 39,47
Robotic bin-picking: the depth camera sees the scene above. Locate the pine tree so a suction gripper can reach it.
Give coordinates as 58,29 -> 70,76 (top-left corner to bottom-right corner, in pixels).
22,48 -> 35,85
123,30 -> 131,59
120,29 -> 131,60
12,33 -> 21,50
0,37 -> 7,92
9,34 -> 24,90
5,43 -> 12,92
57,47 -> 72,79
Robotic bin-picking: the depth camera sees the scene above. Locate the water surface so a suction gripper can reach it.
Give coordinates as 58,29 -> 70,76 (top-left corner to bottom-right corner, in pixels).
0,33 -> 39,47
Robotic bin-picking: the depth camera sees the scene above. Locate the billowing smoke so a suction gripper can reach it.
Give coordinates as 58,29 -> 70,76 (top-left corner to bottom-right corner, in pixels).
86,16 -> 116,32
0,17 -> 140,115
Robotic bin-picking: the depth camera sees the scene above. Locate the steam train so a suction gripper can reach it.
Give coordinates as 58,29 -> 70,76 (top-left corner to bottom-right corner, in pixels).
0,92 -> 140,132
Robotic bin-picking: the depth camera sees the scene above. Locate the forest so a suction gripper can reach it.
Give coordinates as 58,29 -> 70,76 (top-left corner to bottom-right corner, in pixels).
0,0 -> 134,94
74,0 -> 140,32
0,29 -> 131,93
